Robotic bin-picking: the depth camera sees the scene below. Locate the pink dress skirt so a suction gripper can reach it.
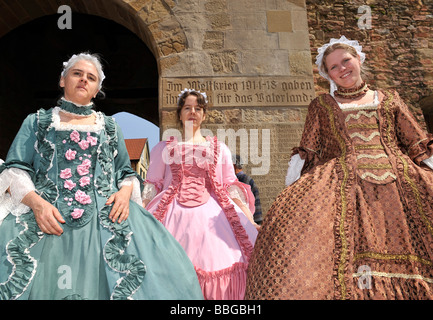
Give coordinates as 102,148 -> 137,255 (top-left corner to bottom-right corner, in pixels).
145,136 -> 258,299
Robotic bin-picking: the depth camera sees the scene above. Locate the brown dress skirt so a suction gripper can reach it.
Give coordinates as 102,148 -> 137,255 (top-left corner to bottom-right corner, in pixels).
245,91 -> 433,299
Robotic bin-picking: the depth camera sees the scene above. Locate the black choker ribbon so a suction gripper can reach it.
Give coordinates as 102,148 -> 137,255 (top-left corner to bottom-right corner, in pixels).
57,99 -> 93,116
334,82 -> 369,100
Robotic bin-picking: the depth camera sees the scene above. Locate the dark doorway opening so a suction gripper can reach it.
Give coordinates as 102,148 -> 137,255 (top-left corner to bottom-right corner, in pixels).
0,13 -> 158,159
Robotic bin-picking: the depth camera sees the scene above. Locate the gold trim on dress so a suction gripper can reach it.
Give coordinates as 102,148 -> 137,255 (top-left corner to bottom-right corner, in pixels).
319,95 -> 349,300
399,154 -> 433,235
381,91 -> 433,237
347,123 -> 379,130
355,144 -> 384,150
357,163 -> 393,170
340,106 -> 378,112
354,251 -> 433,266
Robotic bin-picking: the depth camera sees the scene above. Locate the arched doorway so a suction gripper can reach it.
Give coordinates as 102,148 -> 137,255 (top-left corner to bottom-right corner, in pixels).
0,12 -> 159,158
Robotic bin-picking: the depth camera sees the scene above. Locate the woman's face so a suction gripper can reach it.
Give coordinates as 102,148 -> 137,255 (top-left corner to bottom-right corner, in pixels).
179,95 -> 206,131
60,60 -> 100,105
325,48 -> 362,89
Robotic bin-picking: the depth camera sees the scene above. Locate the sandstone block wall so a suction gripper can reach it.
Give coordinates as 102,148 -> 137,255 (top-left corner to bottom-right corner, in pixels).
159,0 -> 314,215
306,0 -> 433,128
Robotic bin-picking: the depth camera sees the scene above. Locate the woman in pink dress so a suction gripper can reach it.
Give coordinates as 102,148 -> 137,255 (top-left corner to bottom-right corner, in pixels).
142,89 -> 259,300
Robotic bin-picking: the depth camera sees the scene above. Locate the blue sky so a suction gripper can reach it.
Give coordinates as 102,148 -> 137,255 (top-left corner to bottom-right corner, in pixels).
112,112 -> 160,151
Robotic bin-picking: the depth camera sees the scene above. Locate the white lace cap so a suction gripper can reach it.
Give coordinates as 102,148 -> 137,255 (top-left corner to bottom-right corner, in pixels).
177,88 -> 208,106
315,36 -> 365,95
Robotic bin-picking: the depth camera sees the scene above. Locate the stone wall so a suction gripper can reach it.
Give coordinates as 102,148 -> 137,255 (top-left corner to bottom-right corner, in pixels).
306,0 -> 433,127
159,0 -> 433,216
159,0 -> 314,215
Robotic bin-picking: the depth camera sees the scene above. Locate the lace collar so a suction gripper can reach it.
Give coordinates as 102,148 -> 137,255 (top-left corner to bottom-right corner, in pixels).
58,98 -> 94,116
337,91 -> 379,110
51,107 -> 105,132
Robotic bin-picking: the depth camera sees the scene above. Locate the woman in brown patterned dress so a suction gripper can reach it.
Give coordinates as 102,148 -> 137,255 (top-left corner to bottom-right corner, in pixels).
245,36 -> 433,300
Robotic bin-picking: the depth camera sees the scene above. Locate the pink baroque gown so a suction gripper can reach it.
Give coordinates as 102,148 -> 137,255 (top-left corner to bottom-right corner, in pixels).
143,136 -> 258,300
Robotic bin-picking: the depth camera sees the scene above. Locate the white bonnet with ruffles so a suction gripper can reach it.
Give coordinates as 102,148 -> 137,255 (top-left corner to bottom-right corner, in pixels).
315,36 -> 365,95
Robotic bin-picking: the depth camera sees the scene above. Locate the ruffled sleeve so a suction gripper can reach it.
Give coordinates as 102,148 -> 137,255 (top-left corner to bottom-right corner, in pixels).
112,122 -> 141,181
0,114 -> 39,224
214,142 -> 255,213
105,117 -> 143,204
216,141 -> 238,186
291,97 -> 323,174
393,91 -> 433,166
285,153 -> 305,186
141,182 -> 158,201
227,181 -> 256,215
118,176 -> 142,206
141,141 -> 167,201
422,156 -> 433,170
0,167 -> 35,210
4,113 -> 39,169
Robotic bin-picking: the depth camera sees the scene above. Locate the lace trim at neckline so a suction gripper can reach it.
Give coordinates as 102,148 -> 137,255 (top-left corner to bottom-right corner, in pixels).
50,107 -> 105,132
337,91 -> 379,109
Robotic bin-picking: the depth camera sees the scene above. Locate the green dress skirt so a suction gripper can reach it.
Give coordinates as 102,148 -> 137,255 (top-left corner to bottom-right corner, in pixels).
0,107 -> 203,300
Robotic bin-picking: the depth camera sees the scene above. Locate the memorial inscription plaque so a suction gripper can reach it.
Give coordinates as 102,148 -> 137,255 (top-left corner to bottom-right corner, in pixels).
162,77 -> 315,108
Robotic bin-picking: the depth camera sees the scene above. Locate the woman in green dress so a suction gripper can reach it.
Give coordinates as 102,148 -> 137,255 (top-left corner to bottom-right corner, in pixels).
0,53 -> 203,300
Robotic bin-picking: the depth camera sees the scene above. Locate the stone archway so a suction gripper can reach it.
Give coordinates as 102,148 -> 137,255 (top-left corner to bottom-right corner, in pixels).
0,0 -> 187,158
0,0 -> 187,61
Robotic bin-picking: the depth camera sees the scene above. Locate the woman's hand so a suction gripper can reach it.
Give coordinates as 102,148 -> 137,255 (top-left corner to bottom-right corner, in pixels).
22,191 -> 65,236
106,184 -> 133,223
232,198 -> 261,231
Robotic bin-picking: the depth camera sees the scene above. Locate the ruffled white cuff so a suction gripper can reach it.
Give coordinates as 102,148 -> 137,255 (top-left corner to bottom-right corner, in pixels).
228,184 -> 247,206
0,167 -> 35,225
119,176 -> 142,206
141,182 -> 157,201
0,193 -> 14,226
422,155 -> 433,170
285,154 -> 305,186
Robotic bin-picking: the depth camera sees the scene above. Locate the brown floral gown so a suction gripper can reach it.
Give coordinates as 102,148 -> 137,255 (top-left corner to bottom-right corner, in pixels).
245,90 -> 433,300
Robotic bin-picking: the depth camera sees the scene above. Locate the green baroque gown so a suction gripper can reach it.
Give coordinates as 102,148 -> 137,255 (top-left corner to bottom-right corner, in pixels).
0,100 -> 203,300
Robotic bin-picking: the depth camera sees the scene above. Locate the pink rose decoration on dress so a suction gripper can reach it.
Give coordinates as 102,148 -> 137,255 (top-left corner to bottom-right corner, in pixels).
78,139 -> 90,150
77,159 -> 91,176
86,135 -> 98,146
64,179 -> 76,190
70,130 -> 80,143
75,190 -> 92,205
71,208 -> 84,219
60,168 -> 72,179
65,149 -> 77,161
79,176 -> 90,187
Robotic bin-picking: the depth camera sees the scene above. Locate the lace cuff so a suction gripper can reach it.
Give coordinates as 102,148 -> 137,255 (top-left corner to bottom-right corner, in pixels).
422,154 -> 433,170
228,184 -> 247,205
119,176 -> 142,206
0,167 -> 34,225
285,154 -> 305,186
141,182 -> 158,201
